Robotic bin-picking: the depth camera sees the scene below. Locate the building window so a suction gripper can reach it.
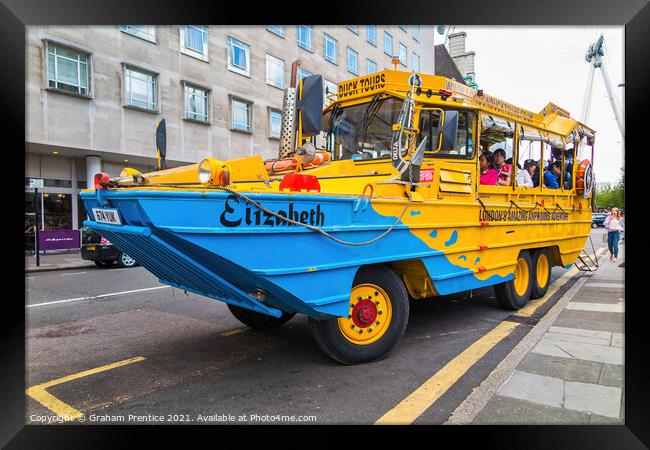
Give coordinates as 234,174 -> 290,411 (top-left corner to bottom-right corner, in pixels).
324,80 -> 337,106
347,48 -> 359,75
46,43 -> 90,96
399,43 -> 407,66
231,98 -> 252,132
297,25 -> 313,52
347,25 -> 358,34
399,25 -> 408,32
183,82 -> 209,123
269,109 -> 282,139
181,25 -> 208,61
411,52 -> 420,72
123,65 -> 157,111
383,32 -> 393,56
227,36 -> 251,77
120,25 -> 156,43
266,54 -> 284,89
297,67 -> 312,82
366,59 -> 377,74
266,25 -> 285,37
366,25 -> 377,46
324,34 -> 337,64
411,25 -> 420,42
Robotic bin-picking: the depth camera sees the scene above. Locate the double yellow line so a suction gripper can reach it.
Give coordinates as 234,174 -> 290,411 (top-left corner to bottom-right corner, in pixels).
26,357 -> 145,422
375,247 -> 607,425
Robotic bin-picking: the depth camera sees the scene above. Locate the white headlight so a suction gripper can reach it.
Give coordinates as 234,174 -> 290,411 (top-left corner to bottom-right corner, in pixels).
198,159 -> 215,184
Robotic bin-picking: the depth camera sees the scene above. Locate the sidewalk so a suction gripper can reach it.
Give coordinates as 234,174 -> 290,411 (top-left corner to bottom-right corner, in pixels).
454,241 -> 624,424
25,250 -> 96,273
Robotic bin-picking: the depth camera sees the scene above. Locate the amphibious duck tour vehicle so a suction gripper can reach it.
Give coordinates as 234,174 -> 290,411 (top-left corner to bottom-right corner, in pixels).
81,61 -> 596,364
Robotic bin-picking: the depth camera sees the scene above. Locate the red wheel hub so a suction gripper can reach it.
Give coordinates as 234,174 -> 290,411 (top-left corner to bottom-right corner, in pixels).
351,300 -> 377,328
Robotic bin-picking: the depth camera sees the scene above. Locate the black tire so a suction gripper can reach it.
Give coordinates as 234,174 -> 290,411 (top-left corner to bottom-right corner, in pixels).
494,251 -> 533,310
94,260 -> 113,268
308,265 -> 409,365
116,252 -> 137,268
227,304 -> 296,329
530,248 -> 552,299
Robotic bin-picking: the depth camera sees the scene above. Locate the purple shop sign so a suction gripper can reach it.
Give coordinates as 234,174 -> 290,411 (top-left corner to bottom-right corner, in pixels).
38,230 -> 81,251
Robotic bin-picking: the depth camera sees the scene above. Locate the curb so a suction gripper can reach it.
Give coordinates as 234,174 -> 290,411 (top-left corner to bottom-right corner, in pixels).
445,252 -> 608,424
25,264 -> 96,274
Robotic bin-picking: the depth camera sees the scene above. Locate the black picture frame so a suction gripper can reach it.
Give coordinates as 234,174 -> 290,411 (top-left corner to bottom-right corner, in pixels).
5,0 -> 647,446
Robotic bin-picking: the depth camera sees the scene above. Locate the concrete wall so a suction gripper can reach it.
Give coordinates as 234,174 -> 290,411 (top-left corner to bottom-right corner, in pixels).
26,25 -> 436,167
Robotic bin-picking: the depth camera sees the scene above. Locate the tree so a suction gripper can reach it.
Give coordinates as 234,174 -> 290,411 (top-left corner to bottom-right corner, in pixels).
595,169 -> 624,210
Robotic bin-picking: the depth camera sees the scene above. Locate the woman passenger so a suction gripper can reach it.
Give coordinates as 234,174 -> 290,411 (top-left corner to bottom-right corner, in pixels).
479,151 -> 498,185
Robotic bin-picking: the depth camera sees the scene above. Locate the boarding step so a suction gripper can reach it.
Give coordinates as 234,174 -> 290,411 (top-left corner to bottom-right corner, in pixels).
574,235 -> 600,272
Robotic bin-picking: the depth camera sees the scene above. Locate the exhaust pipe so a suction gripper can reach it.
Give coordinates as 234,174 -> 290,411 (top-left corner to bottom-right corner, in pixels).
279,60 -> 301,159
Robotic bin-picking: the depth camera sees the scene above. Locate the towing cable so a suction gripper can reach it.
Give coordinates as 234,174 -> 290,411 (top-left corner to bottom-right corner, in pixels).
106,182 -> 413,247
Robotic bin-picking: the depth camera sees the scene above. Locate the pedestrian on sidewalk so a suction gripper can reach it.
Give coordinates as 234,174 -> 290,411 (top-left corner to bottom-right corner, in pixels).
603,207 -> 624,262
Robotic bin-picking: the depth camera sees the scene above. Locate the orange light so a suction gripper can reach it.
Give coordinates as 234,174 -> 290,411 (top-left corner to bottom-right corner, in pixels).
218,169 -> 230,186
94,172 -> 110,190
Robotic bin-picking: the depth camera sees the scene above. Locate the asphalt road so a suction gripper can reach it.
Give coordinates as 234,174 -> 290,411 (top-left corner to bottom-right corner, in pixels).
25,228 -> 610,425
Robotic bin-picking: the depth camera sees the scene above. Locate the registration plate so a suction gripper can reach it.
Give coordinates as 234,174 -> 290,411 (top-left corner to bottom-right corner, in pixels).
86,245 -> 96,251
92,208 -> 122,225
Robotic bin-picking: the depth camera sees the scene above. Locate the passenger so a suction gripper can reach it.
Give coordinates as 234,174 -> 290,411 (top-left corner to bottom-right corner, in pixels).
516,159 -> 535,187
543,160 -> 562,189
479,151 -> 498,185
493,148 -> 512,186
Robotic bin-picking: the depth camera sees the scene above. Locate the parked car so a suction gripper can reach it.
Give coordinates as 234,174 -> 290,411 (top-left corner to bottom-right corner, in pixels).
592,213 -> 607,228
80,226 -> 138,268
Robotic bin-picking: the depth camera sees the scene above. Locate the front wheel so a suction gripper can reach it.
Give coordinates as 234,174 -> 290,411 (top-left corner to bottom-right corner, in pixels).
494,251 -> 533,310
309,265 -> 409,365
227,304 -> 295,329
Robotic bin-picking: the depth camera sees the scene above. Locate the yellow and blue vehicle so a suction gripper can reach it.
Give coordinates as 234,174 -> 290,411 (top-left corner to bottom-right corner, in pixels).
80,65 -> 596,364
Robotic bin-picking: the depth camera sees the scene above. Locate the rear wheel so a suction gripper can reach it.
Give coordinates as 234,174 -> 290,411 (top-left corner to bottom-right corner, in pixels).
227,304 -> 295,329
94,260 -> 113,268
309,265 -> 409,365
116,252 -> 137,268
531,248 -> 552,299
494,251 -> 533,310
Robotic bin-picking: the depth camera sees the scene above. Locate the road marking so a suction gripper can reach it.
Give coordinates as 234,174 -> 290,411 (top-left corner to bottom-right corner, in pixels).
374,321 -> 520,425
60,271 -> 87,277
26,356 -> 145,421
220,326 -> 250,337
515,247 -> 607,318
26,286 -> 170,308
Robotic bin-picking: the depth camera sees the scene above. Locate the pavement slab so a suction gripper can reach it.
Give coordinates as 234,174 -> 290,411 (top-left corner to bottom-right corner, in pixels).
544,330 -> 612,346
599,364 -> 624,388
496,370 -> 564,408
565,302 -> 624,313
473,395 -> 591,425
552,316 -> 624,333
564,381 -> 622,418
516,353 -> 603,384
610,332 -> 624,348
531,337 -> 624,365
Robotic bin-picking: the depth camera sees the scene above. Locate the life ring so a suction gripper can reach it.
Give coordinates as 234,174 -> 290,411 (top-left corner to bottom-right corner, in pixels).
575,159 -> 593,198
264,151 -> 331,173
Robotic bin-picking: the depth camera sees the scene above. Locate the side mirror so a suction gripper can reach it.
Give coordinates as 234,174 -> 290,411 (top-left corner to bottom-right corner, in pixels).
438,110 -> 458,152
299,75 -> 324,137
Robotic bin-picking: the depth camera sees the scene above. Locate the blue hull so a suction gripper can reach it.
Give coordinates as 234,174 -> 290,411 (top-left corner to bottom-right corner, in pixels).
80,189 -> 510,320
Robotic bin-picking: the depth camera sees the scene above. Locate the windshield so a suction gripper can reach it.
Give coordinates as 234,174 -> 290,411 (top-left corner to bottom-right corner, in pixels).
321,96 -> 403,161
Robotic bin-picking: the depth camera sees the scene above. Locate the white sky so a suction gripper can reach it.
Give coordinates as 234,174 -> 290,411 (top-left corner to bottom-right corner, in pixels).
437,26 -> 624,184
